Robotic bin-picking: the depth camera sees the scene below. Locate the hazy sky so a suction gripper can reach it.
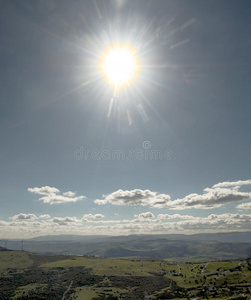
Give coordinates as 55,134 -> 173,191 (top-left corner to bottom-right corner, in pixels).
0,0 -> 251,238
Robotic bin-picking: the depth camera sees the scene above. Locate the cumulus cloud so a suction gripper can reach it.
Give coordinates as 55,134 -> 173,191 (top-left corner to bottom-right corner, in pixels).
168,187 -> 251,210
174,213 -> 251,231
39,194 -> 85,204
94,180 -> 251,210
38,214 -> 51,219
63,191 -> 76,197
27,186 -> 85,204
0,221 -> 8,227
212,179 -> 251,188
157,214 -> 195,220
206,213 -> 251,221
10,213 -> 37,221
83,213 -> 104,219
135,212 -> 155,219
28,186 -> 59,195
94,189 -> 171,207
52,217 -> 79,226
236,202 -> 251,210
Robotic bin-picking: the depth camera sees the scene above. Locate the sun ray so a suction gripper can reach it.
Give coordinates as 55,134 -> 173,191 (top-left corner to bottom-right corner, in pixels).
107,97 -> 114,118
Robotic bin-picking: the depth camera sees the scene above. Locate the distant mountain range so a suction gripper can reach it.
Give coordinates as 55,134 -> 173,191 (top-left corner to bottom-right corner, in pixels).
30,235 -> 109,242
2,231 -> 251,261
28,231 -> 251,243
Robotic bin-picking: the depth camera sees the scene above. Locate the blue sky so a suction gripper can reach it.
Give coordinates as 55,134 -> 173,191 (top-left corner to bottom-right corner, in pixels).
0,0 -> 251,238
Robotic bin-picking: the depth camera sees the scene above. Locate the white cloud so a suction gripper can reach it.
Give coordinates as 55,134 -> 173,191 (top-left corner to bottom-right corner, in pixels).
39,194 -> 85,204
157,214 -> 195,220
135,212 -> 155,219
38,214 -> 51,219
2,212 -> 251,238
212,179 -> 251,188
93,214 -> 104,219
83,213 -> 104,219
206,213 -> 251,221
0,221 -> 9,226
27,186 -> 59,195
173,213 -> 251,231
63,191 -> 76,197
168,187 -> 251,210
236,202 -> 251,210
94,180 -> 251,210
10,213 -> 37,221
52,217 -> 79,226
81,214 -> 104,223
28,186 -> 85,204
94,189 -> 171,207
90,213 -> 251,234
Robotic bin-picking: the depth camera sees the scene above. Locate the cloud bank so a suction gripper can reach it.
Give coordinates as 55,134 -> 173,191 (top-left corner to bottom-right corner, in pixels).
4,212 -> 251,238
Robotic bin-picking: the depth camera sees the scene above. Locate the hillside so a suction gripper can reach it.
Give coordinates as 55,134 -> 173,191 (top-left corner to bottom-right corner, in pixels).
0,250 -> 251,299
0,246 -> 10,252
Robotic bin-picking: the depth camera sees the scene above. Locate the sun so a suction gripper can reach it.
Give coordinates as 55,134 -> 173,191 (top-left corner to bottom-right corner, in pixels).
97,41 -> 141,96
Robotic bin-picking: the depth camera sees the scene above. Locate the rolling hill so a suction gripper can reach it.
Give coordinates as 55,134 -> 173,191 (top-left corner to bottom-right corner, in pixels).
2,232 -> 251,261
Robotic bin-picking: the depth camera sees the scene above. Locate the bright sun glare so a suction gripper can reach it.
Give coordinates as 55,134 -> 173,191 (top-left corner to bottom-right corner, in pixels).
97,41 -> 141,96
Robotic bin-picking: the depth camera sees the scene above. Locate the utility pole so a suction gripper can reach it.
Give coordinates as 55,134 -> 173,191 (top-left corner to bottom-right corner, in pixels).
21,240 -> 24,251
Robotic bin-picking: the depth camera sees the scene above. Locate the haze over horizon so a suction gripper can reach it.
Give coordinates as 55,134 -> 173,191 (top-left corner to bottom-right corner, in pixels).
0,0 -> 251,239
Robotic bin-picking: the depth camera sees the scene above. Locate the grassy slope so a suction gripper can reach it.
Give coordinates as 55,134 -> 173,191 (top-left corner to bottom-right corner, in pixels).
41,257 -> 177,276
1,251 -> 251,299
0,251 -> 33,273
11,284 -> 47,300
68,284 -> 129,300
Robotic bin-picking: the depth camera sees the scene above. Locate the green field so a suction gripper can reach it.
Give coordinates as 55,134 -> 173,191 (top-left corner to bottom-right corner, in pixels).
68,282 -> 129,300
11,283 -> 47,300
0,250 -> 251,299
0,251 -> 33,273
41,256 -> 179,277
